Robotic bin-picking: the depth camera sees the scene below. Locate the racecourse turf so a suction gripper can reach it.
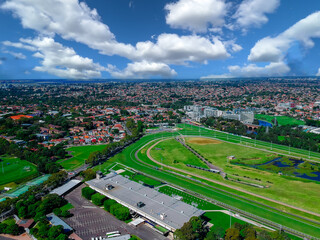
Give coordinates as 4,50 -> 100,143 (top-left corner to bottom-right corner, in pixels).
92,130 -> 320,238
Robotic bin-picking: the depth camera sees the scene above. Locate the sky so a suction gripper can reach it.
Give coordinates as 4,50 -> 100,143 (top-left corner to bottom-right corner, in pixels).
0,0 -> 319,80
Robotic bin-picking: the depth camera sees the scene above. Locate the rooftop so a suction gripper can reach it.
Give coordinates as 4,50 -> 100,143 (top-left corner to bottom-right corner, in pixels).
50,179 -> 81,196
87,174 -> 204,231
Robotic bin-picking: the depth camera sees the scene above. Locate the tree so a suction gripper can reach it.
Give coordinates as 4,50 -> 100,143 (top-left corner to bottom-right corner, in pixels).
60,210 -> 72,218
48,225 -> 63,239
225,228 -> 240,240
91,193 -> 106,206
114,206 -> 130,221
257,230 -> 272,240
5,224 -> 21,236
81,169 -> 96,181
104,199 -> 117,212
174,217 -> 206,240
82,186 -> 95,200
56,233 -> 69,240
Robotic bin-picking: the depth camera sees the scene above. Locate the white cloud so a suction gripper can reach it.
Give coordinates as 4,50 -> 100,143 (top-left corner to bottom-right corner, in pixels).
3,50 -> 26,59
13,37 -> 106,79
317,68 -> 320,77
233,0 -> 279,31
1,0 -> 232,77
249,11 -> 320,62
108,61 -> 177,79
132,34 -> 229,64
165,0 -> 227,33
0,60 -> 2,65
228,62 -> 290,77
3,40 -> 37,51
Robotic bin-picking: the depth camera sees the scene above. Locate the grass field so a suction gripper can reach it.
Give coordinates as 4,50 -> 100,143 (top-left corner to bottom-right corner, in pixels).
203,212 -> 246,231
92,131 -> 320,238
60,203 -> 74,212
0,155 -> 38,187
58,144 -> 107,170
185,137 -> 320,214
119,169 -> 163,187
255,114 -> 305,126
150,139 -> 209,169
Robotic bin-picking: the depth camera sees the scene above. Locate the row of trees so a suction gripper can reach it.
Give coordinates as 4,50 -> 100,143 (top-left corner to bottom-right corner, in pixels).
175,217 -> 292,240
81,187 -> 131,221
201,117 -> 320,153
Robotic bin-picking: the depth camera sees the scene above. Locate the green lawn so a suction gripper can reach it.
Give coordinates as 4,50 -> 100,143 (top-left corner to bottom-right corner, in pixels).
58,144 -> 107,170
255,114 -> 305,126
60,203 -> 74,212
92,131 -> 320,238
150,139 -> 209,169
0,155 -> 38,187
186,137 -> 320,215
203,212 -> 246,231
119,170 -> 162,187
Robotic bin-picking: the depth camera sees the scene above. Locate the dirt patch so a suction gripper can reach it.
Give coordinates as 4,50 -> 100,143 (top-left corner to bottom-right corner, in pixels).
188,138 -> 222,145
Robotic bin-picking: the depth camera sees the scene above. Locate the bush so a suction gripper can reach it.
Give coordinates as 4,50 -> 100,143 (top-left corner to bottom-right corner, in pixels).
81,186 -> 95,200
91,193 -> 106,206
104,199 -> 117,212
109,203 -> 130,221
114,206 -> 130,221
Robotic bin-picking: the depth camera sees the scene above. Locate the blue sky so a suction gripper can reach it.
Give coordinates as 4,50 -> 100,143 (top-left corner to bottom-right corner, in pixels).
0,0 -> 319,79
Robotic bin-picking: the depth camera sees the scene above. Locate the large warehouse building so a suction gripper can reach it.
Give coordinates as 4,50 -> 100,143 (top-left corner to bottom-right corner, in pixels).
87,173 -> 204,232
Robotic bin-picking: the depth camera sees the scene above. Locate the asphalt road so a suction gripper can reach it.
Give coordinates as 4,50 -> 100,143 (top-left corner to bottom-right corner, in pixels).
64,184 -> 168,240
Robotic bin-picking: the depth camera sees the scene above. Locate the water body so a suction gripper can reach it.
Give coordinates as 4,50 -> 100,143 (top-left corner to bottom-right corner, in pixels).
236,157 -> 320,182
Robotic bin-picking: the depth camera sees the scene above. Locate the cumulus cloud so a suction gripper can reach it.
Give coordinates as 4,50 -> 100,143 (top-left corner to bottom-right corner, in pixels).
108,61 -> 177,79
317,68 -> 320,77
3,50 -> 26,59
228,62 -> 290,77
249,11 -> 320,62
165,0 -> 227,33
132,34 -> 229,64
7,37 -> 106,79
233,0 -> 279,31
1,0 -> 233,79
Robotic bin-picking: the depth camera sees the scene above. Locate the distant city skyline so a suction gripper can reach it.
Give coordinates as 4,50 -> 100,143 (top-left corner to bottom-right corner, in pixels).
0,0 -> 320,79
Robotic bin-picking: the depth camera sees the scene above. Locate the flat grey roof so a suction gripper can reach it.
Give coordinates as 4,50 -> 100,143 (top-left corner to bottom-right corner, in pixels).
50,179 -> 81,196
87,174 -> 204,231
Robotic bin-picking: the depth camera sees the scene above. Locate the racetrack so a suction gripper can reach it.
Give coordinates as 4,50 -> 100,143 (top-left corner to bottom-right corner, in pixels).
146,138 -> 320,218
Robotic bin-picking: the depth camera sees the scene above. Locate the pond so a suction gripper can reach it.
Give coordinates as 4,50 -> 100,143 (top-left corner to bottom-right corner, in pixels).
234,157 -> 320,182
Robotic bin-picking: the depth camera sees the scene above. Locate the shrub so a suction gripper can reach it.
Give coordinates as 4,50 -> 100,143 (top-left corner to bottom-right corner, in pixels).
104,199 -> 117,212
81,186 -> 95,200
91,193 -> 106,206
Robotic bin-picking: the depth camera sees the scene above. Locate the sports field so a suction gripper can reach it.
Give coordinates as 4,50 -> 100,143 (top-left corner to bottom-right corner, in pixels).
255,114 -> 305,126
58,144 -> 107,170
92,131 -> 320,238
0,155 -> 38,188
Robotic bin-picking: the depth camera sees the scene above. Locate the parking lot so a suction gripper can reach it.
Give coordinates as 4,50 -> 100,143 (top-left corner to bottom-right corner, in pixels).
64,184 -> 168,240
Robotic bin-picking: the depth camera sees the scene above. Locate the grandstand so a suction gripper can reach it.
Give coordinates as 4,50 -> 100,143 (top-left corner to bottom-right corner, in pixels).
87,173 -> 204,231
